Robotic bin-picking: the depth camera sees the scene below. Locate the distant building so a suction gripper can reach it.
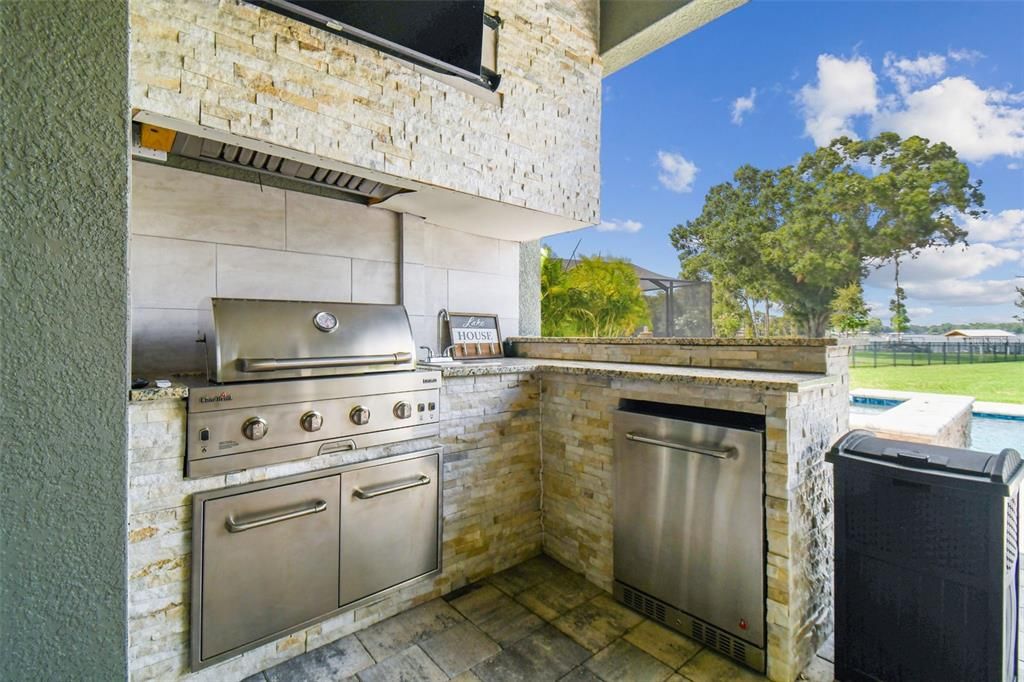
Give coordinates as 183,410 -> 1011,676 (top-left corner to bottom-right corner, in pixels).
943,329 -> 1018,340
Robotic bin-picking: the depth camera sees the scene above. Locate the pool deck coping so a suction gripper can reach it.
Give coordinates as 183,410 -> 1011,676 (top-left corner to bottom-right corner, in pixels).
850,389 -> 973,439
853,388 -> 1023,418
974,401 -> 1024,418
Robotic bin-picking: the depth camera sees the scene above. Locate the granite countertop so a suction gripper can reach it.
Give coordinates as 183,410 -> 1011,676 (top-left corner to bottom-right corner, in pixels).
131,357 -> 837,402
130,381 -> 190,402
422,357 -> 835,392
505,336 -> 838,347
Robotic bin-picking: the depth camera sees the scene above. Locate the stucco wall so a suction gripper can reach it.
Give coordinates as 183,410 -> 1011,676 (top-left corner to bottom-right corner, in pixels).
129,0 -> 602,224
0,0 -> 131,679
518,240 -> 542,336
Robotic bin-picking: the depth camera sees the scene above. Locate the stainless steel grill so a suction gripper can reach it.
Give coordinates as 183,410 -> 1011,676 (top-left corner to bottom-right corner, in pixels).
186,298 -> 440,478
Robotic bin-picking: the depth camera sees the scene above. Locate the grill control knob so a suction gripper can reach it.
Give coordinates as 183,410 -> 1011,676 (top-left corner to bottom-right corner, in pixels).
393,401 -> 413,420
300,411 -> 323,432
241,417 -> 268,440
349,405 -> 371,426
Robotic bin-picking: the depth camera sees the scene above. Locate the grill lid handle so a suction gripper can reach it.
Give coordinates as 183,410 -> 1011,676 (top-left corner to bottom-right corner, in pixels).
237,352 -> 413,373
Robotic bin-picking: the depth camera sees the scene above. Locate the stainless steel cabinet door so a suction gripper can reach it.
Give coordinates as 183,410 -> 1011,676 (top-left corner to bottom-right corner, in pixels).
199,475 -> 340,661
340,452 -> 439,605
613,411 -> 765,647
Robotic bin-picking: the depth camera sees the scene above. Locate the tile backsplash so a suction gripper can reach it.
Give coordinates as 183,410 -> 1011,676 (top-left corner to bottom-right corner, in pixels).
129,162 -> 519,376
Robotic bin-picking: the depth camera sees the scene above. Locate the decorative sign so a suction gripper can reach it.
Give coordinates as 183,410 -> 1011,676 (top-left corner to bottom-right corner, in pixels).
446,312 -> 503,359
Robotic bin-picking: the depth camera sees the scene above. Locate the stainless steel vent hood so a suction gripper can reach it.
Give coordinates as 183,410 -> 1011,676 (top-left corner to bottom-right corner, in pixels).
162,130 -> 408,205
131,111 -> 590,241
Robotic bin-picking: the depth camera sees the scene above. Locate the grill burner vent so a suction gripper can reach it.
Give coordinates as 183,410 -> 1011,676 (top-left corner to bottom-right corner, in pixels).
169,131 -> 408,204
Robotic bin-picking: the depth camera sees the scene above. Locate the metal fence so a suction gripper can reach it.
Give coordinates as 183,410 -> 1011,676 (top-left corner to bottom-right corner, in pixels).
851,340 -> 1024,368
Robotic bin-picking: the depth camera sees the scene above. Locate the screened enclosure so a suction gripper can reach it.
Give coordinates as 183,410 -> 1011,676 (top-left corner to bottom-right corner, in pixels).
634,265 -> 712,337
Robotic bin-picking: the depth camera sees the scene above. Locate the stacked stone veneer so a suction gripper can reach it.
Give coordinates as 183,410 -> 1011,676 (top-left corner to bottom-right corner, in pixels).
127,373 -> 540,681
508,338 -> 851,375
127,342 -> 846,681
540,372 -> 846,681
849,392 -> 973,448
129,0 -> 601,223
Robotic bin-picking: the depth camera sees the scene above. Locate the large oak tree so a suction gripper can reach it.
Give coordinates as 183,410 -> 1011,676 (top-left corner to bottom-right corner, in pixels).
671,133 -> 984,337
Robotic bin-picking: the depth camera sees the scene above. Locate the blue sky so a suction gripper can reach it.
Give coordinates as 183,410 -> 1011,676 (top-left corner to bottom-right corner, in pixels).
544,0 -> 1024,325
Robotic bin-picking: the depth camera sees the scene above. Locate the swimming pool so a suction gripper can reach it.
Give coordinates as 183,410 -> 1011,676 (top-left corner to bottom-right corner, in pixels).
849,397 -> 904,416
971,412 -> 1024,454
850,396 -> 1024,454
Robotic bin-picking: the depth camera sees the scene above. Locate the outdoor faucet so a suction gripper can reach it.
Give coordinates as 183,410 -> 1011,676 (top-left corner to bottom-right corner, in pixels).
418,345 -> 433,362
437,308 -> 450,357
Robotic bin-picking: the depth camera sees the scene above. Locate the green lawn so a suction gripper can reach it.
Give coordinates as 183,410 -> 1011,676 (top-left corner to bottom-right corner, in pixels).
850,362 -> 1024,404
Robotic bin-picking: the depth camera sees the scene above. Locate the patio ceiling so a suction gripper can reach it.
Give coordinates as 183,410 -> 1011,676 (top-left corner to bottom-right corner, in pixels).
600,0 -> 748,75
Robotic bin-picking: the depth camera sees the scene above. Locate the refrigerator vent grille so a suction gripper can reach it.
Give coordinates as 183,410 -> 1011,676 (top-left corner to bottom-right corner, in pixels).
621,586 -> 749,667
621,585 -> 666,622
691,620 -> 748,664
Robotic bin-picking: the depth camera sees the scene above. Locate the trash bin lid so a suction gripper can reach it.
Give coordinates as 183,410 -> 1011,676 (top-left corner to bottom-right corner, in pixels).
828,430 -> 1023,490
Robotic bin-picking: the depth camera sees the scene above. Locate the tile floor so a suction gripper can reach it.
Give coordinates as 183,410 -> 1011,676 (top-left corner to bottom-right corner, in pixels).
248,554 -> 835,682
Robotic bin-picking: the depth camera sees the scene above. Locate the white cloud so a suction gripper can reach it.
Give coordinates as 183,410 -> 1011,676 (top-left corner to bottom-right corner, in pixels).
959,209 -> 1024,244
902,278 -> 1021,306
866,300 -> 887,314
872,76 -> 1024,162
883,52 -> 946,95
795,48 -> 1024,163
907,306 -> 934,317
866,242 -> 1023,307
874,243 -> 1022,282
595,218 -> 643,233
948,48 -> 985,64
796,54 -> 878,146
656,151 -> 699,193
1009,162 -> 1022,170
731,88 -> 757,125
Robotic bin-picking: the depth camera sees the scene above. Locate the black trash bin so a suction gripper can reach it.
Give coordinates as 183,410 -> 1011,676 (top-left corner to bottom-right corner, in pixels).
829,430 -> 1023,682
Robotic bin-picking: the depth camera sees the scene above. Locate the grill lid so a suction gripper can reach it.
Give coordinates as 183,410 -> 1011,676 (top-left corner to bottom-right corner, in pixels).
205,298 -> 416,383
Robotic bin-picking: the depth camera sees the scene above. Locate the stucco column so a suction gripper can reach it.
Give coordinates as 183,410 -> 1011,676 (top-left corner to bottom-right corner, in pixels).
519,240 -> 542,336
1,1 -> 131,678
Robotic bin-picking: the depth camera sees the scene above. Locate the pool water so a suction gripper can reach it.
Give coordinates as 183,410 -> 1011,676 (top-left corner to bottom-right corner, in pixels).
849,397 -> 1024,454
971,413 -> 1024,454
849,397 -> 904,416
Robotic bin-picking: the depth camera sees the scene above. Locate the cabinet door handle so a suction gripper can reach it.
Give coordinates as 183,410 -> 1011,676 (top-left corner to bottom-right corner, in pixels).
353,474 -> 431,500
626,432 -> 733,459
225,499 -> 328,533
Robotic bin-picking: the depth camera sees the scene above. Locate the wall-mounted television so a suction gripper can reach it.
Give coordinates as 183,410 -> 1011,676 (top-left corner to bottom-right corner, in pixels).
253,0 -> 499,90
